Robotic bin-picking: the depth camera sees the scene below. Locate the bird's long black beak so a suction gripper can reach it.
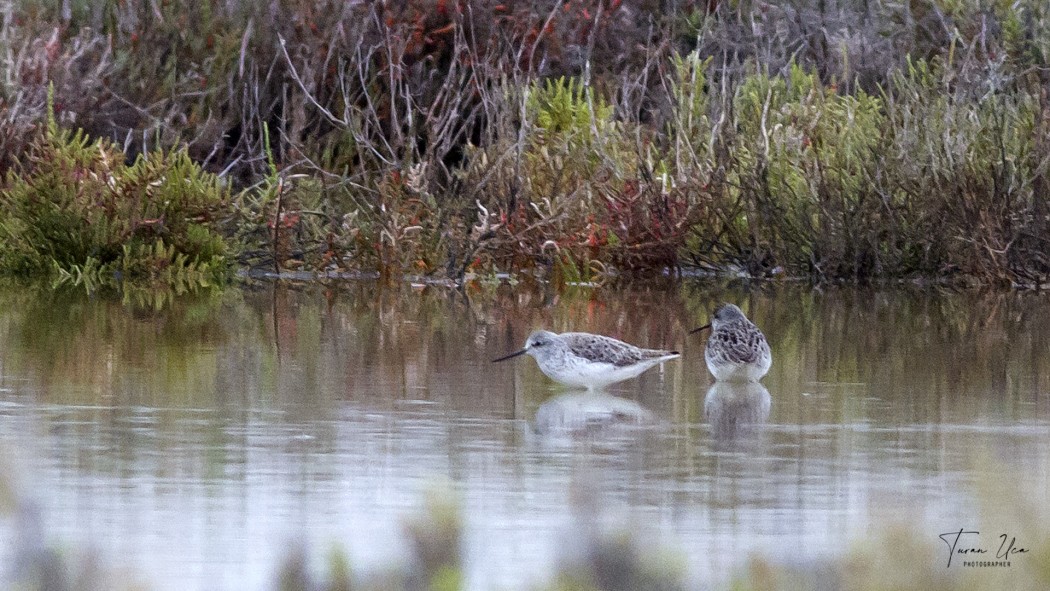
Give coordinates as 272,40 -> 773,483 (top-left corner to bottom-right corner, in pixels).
492,348 -> 528,362
689,323 -> 712,335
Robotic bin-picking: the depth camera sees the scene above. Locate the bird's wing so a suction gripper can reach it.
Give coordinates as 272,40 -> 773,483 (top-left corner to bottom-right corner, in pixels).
711,324 -> 767,363
562,333 -> 644,367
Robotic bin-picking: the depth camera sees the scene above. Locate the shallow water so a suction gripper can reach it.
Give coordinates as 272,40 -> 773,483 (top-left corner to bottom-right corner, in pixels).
0,282 -> 1048,589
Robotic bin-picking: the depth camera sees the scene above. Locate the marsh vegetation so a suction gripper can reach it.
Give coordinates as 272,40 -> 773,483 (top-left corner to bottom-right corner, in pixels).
1,0 -> 1048,287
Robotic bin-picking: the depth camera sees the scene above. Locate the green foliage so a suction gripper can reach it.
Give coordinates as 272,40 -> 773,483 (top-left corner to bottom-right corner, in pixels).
678,57 -> 1048,284
880,58 -> 1040,282
528,77 -> 615,137
669,52 -> 714,169
456,76 -> 696,277
522,77 -> 631,199
722,65 -> 891,278
3,0 -> 1050,284
0,111 -> 233,289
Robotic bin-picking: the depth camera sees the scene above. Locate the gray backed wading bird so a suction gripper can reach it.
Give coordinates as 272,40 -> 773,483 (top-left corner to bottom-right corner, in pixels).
691,303 -> 772,382
493,330 -> 680,391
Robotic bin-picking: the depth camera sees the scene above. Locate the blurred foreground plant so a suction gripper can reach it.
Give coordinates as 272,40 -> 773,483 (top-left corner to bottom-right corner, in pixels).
0,452 -> 146,590
1,461 -> 1047,591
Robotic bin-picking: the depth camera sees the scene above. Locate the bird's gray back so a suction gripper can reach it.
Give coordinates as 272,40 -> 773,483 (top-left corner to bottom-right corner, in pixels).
560,333 -> 655,367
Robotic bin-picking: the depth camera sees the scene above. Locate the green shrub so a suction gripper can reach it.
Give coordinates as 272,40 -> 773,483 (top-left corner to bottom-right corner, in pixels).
677,56 -> 1049,285
720,65 -> 891,278
454,76 -> 699,280
3,0 -> 1048,284
0,102 -> 233,289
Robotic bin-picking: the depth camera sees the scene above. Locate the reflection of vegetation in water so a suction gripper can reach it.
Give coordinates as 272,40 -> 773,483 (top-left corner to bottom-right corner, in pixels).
680,285 -> 1050,423
2,282 -> 1046,421
0,283 -> 236,407
3,281 -> 1046,422
0,282 -> 1045,488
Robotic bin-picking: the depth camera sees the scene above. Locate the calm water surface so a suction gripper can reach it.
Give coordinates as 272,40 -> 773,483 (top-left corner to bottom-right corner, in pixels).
0,282 -> 1048,589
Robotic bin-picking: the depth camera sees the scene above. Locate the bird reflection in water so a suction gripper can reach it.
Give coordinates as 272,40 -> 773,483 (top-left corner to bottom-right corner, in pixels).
704,381 -> 772,448
531,391 -> 655,442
